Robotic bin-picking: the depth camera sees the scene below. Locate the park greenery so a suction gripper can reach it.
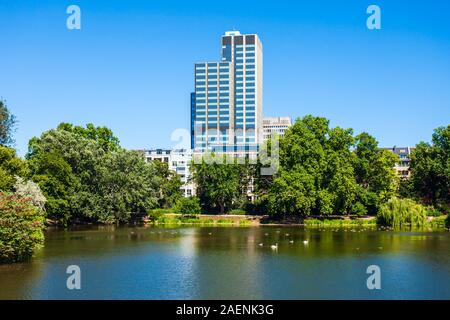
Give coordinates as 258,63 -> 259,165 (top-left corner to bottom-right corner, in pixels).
1,99 -> 449,262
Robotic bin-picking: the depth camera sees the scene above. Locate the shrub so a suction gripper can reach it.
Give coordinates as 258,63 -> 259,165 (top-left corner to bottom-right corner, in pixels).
228,208 -> 247,215
377,198 -> 427,227
0,192 -> 46,263
174,197 -> 201,216
351,202 -> 368,216
426,206 -> 443,217
14,176 -> 47,210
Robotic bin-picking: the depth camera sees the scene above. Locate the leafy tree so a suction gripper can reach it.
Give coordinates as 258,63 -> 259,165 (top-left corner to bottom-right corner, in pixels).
267,116 -> 398,217
152,160 -> 183,208
191,156 -> 247,214
268,116 -> 358,216
27,125 -> 160,224
0,99 -> 16,146
353,133 -> 398,214
0,193 -> 45,263
174,197 -> 201,216
0,146 -> 30,191
410,125 -> 450,208
13,176 -> 47,210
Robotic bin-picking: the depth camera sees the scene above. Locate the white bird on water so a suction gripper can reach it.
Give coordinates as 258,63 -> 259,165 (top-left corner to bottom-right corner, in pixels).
289,240 -> 294,244
258,243 -> 264,247
303,240 -> 309,245
270,243 -> 278,250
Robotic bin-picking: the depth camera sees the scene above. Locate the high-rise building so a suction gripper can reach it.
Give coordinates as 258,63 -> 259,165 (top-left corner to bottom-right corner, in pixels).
262,117 -> 292,141
192,31 -> 263,155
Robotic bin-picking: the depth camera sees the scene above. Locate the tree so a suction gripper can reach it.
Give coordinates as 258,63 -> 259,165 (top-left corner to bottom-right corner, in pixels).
152,160 -> 183,208
0,99 -> 16,146
0,193 -> 45,263
13,176 -> 47,210
268,116 -> 358,217
353,133 -> 398,214
174,197 -> 201,216
27,125 -> 160,224
191,156 -> 246,214
57,123 -> 120,152
267,116 -> 399,217
0,146 -> 30,191
409,125 -> 450,207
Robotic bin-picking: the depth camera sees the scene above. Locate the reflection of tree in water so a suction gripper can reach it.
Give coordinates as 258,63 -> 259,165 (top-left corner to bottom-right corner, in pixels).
0,256 -> 45,299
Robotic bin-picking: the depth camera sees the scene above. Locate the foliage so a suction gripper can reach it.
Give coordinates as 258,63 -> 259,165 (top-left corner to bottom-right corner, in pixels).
191,155 -> 250,214
0,192 -> 45,263
377,198 -> 428,227
0,146 -> 30,191
228,208 -> 247,215
409,125 -> 450,207
13,176 -> 47,210
0,99 -> 16,147
354,133 -> 398,214
304,218 -> 376,227
27,125 -> 160,224
152,160 -> 183,208
173,197 -> 201,216
267,116 -> 398,217
56,123 -> 120,152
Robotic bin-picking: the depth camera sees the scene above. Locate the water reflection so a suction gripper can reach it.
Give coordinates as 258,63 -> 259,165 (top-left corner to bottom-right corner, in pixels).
0,226 -> 449,299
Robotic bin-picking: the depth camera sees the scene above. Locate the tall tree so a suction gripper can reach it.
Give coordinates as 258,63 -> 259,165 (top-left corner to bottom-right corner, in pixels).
410,125 -> 450,207
353,133 -> 398,214
0,99 -> 16,146
152,160 -> 183,208
27,125 -> 159,224
191,156 -> 247,214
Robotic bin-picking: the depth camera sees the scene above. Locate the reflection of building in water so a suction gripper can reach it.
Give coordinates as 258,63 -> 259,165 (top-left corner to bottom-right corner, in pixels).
383,146 -> 415,179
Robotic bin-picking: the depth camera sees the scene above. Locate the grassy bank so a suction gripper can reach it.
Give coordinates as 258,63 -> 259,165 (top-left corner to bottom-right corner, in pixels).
147,213 -> 255,226
303,218 -> 377,227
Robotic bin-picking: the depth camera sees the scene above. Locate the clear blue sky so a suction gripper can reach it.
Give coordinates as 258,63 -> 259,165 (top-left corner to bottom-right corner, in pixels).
1,0 -> 449,155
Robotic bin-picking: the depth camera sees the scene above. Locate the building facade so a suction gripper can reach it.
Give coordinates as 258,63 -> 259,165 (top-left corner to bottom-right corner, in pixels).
262,117 -> 292,141
144,149 -> 195,197
384,146 -> 415,179
192,31 -> 263,155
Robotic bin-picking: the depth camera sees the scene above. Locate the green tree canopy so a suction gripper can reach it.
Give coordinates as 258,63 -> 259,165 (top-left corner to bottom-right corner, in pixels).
0,146 -> 30,191
267,115 -> 398,217
409,124 -> 450,207
27,125 -> 159,224
191,156 -> 249,214
0,99 -> 16,147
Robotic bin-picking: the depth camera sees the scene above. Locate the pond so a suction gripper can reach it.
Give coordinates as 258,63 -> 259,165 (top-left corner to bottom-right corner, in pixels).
0,225 -> 449,299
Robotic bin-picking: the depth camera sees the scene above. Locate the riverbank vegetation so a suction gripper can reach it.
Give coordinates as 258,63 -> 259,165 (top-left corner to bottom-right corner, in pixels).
1,100 -> 449,262
376,198 -> 428,227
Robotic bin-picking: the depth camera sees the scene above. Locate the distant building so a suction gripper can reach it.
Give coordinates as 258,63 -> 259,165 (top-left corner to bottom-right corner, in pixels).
144,149 -> 195,197
192,31 -> 263,155
262,117 -> 292,141
384,146 -> 415,179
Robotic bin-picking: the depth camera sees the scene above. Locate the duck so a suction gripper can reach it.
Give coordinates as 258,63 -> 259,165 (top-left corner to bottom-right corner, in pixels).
270,243 -> 278,250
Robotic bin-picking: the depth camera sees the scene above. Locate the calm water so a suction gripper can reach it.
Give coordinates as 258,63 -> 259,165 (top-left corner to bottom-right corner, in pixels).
0,225 -> 449,300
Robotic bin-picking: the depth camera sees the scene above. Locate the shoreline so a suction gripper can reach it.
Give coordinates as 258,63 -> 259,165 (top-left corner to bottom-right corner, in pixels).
45,214 -> 447,229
